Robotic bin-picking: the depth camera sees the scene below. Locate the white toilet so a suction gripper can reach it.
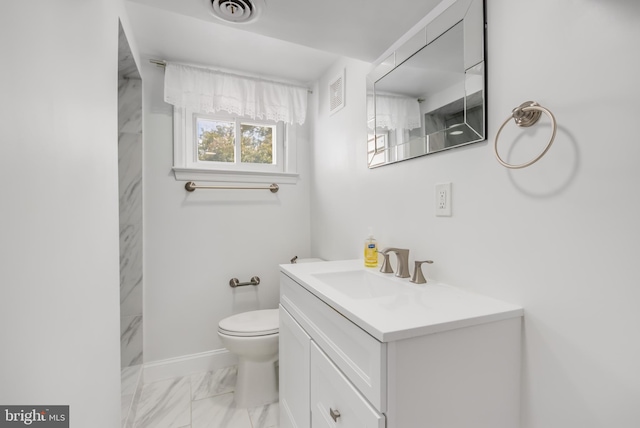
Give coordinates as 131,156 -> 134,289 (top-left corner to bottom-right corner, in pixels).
218,309 -> 279,408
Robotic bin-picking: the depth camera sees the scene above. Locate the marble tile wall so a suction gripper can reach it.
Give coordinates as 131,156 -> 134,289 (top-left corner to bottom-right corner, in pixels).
118,23 -> 143,369
119,78 -> 143,368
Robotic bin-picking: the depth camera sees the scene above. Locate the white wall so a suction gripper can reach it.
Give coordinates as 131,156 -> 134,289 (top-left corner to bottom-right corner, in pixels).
311,1 -> 640,427
0,1 -> 140,426
142,65 -> 311,363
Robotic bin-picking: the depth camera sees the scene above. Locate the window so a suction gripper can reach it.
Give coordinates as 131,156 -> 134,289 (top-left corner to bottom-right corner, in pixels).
172,108 -> 298,184
164,63 -> 306,183
195,113 -> 282,172
367,133 -> 386,167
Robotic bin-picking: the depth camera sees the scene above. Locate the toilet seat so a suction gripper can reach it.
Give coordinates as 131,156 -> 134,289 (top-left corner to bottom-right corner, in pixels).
218,309 -> 279,337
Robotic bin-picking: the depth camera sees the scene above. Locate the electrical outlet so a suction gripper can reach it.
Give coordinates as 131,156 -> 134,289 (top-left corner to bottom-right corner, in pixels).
435,182 -> 452,217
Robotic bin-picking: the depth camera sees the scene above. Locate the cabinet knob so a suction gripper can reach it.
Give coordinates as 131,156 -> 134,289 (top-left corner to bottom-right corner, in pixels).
329,408 -> 341,422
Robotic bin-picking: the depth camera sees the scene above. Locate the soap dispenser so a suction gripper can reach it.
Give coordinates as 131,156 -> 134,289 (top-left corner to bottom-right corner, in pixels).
364,228 -> 378,268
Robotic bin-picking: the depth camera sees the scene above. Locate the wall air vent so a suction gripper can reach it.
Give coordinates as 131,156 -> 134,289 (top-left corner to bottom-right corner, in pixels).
329,69 -> 345,115
207,0 -> 264,24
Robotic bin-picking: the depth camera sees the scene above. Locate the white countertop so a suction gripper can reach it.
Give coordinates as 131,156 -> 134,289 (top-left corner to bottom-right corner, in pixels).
280,259 -> 523,342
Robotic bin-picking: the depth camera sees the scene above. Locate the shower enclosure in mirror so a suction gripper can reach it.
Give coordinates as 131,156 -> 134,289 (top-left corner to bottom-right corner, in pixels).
367,0 -> 485,167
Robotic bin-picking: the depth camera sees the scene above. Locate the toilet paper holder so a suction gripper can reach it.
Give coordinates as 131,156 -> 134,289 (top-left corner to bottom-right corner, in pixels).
229,276 -> 260,288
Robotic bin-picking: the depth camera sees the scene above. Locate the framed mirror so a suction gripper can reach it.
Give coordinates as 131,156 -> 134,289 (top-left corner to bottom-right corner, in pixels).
367,0 -> 486,168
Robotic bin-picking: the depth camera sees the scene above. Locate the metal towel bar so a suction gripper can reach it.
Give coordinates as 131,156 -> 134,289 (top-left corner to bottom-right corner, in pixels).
185,181 -> 279,193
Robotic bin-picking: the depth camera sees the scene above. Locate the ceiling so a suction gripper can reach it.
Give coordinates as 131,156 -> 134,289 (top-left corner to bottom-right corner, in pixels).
125,0 -> 443,84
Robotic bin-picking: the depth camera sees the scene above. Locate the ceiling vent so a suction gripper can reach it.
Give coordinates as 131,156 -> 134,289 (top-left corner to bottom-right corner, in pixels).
207,0 -> 264,24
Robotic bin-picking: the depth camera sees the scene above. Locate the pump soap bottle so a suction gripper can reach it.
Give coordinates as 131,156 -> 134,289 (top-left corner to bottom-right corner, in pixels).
364,228 -> 378,268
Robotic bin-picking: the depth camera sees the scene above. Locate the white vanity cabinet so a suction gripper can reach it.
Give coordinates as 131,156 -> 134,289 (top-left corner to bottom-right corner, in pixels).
279,261 -> 523,428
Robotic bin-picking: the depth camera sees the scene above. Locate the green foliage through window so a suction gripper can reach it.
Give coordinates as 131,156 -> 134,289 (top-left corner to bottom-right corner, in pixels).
198,119 -> 235,163
241,123 -> 273,164
197,117 -> 274,165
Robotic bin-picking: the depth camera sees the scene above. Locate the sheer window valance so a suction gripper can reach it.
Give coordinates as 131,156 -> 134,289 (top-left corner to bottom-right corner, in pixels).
164,63 -> 308,125
368,94 -> 421,131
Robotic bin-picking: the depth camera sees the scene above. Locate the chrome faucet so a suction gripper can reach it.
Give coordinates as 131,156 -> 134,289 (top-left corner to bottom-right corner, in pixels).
380,248 -> 410,278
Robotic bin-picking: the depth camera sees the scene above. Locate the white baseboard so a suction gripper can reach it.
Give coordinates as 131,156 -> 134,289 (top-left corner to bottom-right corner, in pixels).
143,349 -> 238,384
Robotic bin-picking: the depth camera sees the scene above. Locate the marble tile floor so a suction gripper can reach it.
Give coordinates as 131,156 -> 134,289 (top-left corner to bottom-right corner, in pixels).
130,366 -> 279,428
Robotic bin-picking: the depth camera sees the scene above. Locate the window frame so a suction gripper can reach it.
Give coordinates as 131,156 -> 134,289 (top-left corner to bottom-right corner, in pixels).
172,107 -> 299,184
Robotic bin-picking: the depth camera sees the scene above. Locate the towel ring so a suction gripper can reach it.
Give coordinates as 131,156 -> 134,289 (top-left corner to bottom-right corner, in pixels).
494,101 -> 557,169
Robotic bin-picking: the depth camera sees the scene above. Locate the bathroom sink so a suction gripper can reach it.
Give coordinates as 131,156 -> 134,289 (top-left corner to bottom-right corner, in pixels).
311,270 -> 399,299
282,259 -> 524,342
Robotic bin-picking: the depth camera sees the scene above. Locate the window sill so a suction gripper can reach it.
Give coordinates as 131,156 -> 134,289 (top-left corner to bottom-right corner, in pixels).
172,167 -> 299,184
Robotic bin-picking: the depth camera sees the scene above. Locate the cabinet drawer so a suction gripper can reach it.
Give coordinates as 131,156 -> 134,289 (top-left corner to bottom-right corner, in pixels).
311,342 -> 385,428
280,273 -> 387,411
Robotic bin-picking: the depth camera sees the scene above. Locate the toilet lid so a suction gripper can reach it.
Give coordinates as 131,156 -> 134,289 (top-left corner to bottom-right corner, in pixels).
218,309 -> 279,337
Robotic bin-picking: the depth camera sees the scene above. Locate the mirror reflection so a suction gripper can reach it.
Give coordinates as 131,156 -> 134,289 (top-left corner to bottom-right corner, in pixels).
367,0 -> 485,167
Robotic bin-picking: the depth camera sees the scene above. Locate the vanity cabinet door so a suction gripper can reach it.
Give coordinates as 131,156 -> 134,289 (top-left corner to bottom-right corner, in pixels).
310,342 -> 385,428
280,273 -> 387,411
279,305 -> 311,428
